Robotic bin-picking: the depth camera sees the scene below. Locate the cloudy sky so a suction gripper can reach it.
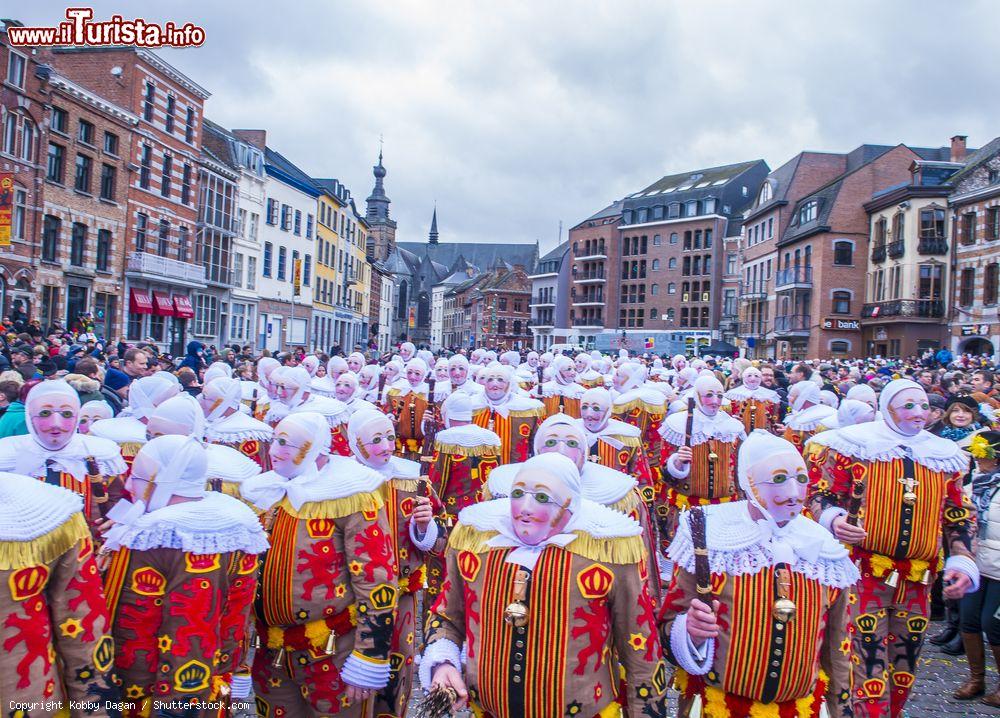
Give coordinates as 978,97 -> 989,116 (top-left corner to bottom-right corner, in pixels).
24,1 -> 1000,252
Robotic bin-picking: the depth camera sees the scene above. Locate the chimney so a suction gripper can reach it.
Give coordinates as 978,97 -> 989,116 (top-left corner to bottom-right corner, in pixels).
951,135 -> 968,163
232,129 -> 266,151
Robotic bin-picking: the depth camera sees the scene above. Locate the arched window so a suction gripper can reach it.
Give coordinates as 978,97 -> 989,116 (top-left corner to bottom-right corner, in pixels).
833,240 -> 854,266
653,234 -> 662,246
670,232 -> 678,244
668,258 -> 677,269
666,308 -> 675,321
832,290 -> 851,314
758,181 -> 772,205
667,282 -> 676,294
651,284 -> 659,296
649,307 -> 657,320
417,292 -> 430,326
652,259 -> 660,271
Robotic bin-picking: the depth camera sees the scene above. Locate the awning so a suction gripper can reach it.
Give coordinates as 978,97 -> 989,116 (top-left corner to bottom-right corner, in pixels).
152,291 -> 175,316
173,295 -> 195,319
129,289 -> 153,315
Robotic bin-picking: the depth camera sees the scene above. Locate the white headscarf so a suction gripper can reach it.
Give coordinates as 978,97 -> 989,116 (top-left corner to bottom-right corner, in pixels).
442,391 -> 473,425
616,363 -> 647,393
136,435 -> 209,512
335,371 -> 361,403
79,399 -> 113,427
347,409 -> 393,468
737,429 -> 801,528
481,362 -> 516,409
846,383 -> 877,410
277,366 -> 312,409
516,452 -> 583,514
819,390 -> 840,409
274,412 -> 331,475
128,373 -> 181,422
202,377 -> 243,423
257,357 -> 280,392
580,386 -> 612,434
399,342 -> 416,361
149,393 -> 206,440
204,362 -> 233,384
500,350 -> 520,367
551,355 -> 577,386
25,380 -> 81,446
327,356 -> 348,378
790,381 -> 822,412
836,399 -> 876,428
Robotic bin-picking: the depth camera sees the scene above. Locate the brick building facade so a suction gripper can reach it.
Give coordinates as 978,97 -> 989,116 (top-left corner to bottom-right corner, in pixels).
469,265 -> 532,350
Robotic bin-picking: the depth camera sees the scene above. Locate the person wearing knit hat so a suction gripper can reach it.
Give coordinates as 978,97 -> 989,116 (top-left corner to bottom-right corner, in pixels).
0,474 -> 119,708
538,354 -> 586,419
101,434 -> 267,710
422,452 -> 664,716
657,375 -> 747,565
806,378 -> 978,718
200,377 -> 274,471
347,409 -> 446,716
724,366 -> 782,434
469,362 -> 544,465
241,412 -> 395,714
660,430 -> 857,718
0,380 -> 128,534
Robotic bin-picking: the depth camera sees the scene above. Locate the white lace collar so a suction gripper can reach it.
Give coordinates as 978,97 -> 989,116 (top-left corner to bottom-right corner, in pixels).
0,433 -> 127,479
668,501 -> 858,588
583,418 -> 640,449
785,404 -> 837,432
818,417 -> 969,475
660,406 -> 746,446
435,424 -> 501,449
0,473 -> 84,542
241,455 -> 385,511
724,385 -> 780,402
204,410 -> 273,443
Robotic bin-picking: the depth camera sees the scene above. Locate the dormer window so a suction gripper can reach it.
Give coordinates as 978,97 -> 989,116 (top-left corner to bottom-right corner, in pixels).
798,200 -> 818,224
758,182 -> 772,205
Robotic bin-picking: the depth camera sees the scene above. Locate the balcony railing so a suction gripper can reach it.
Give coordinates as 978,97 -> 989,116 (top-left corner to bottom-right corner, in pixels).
737,321 -> 768,337
871,244 -> 886,263
572,317 -> 604,328
861,299 -> 944,320
774,266 -> 812,289
917,236 -> 948,255
773,314 -> 811,334
739,280 -> 768,299
887,239 -> 905,259
127,251 -> 206,284
573,269 -> 606,283
529,295 -> 556,306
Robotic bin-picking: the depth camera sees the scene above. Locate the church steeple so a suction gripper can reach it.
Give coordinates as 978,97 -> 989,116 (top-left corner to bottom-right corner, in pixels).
428,206 -> 439,245
365,144 -> 391,223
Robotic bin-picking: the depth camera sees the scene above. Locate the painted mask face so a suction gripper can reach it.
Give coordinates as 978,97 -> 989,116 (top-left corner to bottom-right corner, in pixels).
328,366 -> 346,382
540,355 -> 552,369
887,387 -> 930,436
528,356 -> 539,368
383,365 -> 400,384
198,383 -> 224,417
356,419 -> 395,469
145,415 -> 195,440
347,355 -> 364,373
742,371 -> 762,390
126,452 -> 156,505
275,377 -> 300,403
400,346 -> 414,362
536,424 -> 586,470
359,367 -> 377,389
574,357 -> 588,373
30,396 -> 78,451
510,468 -> 573,546
77,409 -> 104,435
612,368 -> 628,391
406,366 -> 425,387
269,422 -> 314,478
559,364 -> 577,383
435,364 -> 449,381
485,374 -> 509,402
580,398 -> 609,433
699,387 -> 724,416
748,451 -> 808,527
449,363 -> 468,386
334,376 -> 356,403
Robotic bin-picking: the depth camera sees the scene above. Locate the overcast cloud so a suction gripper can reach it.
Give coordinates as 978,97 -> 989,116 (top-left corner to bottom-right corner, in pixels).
22,1 -> 1000,252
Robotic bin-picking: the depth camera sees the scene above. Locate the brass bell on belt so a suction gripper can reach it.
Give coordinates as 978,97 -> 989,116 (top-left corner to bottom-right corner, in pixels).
772,597 -> 797,624
504,601 -> 529,627
902,489 -> 917,506
708,450 -> 719,461
920,569 -> 933,586
884,570 -> 900,589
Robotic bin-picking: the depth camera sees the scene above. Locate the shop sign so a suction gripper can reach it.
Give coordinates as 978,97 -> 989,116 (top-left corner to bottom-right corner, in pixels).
822,317 -> 860,331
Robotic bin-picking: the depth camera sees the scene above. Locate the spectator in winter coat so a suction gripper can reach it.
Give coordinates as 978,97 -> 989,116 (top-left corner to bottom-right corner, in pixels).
179,340 -> 206,373
0,380 -> 28,437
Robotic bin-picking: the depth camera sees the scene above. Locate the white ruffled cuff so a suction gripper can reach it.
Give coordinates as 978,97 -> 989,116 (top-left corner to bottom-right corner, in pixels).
667,453 -> 690,479
419,638 -> 462,688
657,553 -> 673,582
669,613 -> 714,675
409,516 -> 440,552
946,554 -> 981,593
818,507 -> 847,534
340,651 -> 391,689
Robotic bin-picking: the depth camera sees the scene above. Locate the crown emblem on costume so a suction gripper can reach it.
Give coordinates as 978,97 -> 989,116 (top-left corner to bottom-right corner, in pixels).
185,553 -> 220,573
173,659 -> 210,693
389,652 -> 405,672
400,497 -> 415,517
577,564 -> 614,599
369,583 -> 398,610
306,519 -> 335,539
906,616 -> 928,634
863,678 -> 886,698
131,567 -> 166,596
9,565 -> 50,601
238,554 -> 259,575
855,613 -> 878,634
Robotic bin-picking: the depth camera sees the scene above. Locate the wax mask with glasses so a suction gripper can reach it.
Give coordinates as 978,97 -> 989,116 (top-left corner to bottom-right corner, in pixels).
399,342 -> 416,362
383,362 -> 401,385
695,376 -> 724,417
77,401 -> 112,435
269,417 -> 320,478
351,412 -> 396,470
406,359 -> 428,389
886,387 -> 930,437
533,416 -> 587,470
556,358 -> 577,385
335,374 -> 359,403
741,368 -> 762,391
483,365 -> 512,403
347,352 -> 365,373
846,384 -> 878,413
575,354 -> 590,374
743,446 -> 809,527
274,367 -> 311,408
27,381 -> 81,451
526,352 -> 539,369
580,388 -> 612,434
449,356 -> 469,386
510,455 -> 578,545
435,360 -> 450,382
540,353 -> 552,369
359,365 -> 379,391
